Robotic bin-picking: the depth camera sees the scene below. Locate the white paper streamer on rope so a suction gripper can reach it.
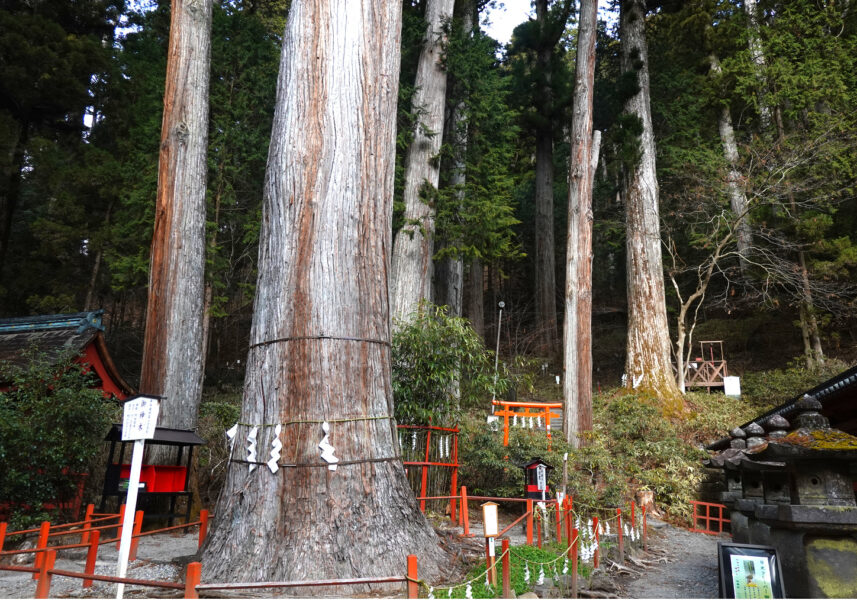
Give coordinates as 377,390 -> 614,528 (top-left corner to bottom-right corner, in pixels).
484,570 -> 490,589
537,416 -> 542,428
246,426 -> 259,472
465,583 -> 473,599
447,586 -> 453,598
428,586 -> 434,599
537,566 -> 545,585
225,423 -> 238,453
563,557 -> 569,574
605,522 -> 610,536
513,414 -> 518,428
524,562 -> 530,583
411,431 -> 417,451
553,563 -> 559,579
529,417 -> 534,429
319,421 -> 339,471
267,424 -> 282,473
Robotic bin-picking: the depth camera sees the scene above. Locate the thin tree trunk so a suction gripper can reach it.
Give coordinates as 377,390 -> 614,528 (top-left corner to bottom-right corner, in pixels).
84,202 -> 112,311
708,54 -> 752,272
743,0 -> 773,131
0,122 -> 27,285
200,0 -> 450,586
139,0 -> 212,433
620,0 -> 682,408
563,0 -> 598,448
390,0 -> 455,324
466,257 -> 484,338
533,0 -> 558,352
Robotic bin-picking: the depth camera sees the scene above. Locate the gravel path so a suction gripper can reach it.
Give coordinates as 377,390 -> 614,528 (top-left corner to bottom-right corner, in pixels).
620,518 -> 724,599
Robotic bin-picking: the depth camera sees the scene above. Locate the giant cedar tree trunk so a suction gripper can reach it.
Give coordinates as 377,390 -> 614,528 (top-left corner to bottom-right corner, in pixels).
200,0 -> 450,586
533,0 -> 558,351
466,258 -> 485,338
390,0 -> 455,324
743,0 -> 773,131
139,0 -> 212,432
620,0 -> 682,408
563,0 -> 598,448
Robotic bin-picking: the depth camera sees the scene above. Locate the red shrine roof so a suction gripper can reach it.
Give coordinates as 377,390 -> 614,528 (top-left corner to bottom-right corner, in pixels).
0,310 -> 134,399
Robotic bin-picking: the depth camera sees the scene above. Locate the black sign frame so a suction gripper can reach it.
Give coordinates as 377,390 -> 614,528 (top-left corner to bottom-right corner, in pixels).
718,542 -> 786,599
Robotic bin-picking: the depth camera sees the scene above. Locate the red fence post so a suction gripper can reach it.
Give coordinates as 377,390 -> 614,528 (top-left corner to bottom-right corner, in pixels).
129,509 -> 144,561
420,429 -> 432,513
449,430 -> 459,522
461,486 -> 470,536
34,548 -> 56,599
526,499 -> 533,546
407,554 -> 419,599
82,529 -> 100,588
617,508 -> 624,565
501,538 -> 511,598
593,516 -> 600,569
571,527 -> 579,598
0,521 -> 6,553
116,503 -> 126,549
33,520 -> 50,580
565,499 -> 572,550
199,509 -> 209,548
185,561 -> 201,599
81,503 -> 95,545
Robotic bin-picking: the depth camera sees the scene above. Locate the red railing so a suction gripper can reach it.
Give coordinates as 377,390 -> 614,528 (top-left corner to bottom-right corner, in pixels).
398,424 -> 459,518
689,500 -> 730,535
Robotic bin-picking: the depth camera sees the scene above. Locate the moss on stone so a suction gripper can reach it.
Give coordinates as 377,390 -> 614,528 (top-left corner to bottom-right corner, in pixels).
779,429 -> 857,451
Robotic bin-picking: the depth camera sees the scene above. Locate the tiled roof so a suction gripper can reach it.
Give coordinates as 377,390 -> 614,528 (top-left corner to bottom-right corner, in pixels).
0,311 -> 104,369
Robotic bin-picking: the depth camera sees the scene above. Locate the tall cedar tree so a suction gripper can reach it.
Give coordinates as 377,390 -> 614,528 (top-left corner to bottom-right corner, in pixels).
200,0 -> 451,584
563,0 -> 599,447
139,0 -> 212,432
391,0 -> 456,324
620,0 -> 682,407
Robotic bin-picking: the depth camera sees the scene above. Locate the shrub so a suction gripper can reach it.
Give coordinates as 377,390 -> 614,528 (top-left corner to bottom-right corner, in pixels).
741,358 -> 850,410
0,349 -> 117,528
392,303 -> 506,426
196,390 -> 242,506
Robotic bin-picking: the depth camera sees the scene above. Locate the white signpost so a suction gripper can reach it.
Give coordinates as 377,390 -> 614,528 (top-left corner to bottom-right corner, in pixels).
116,395 -> 160,600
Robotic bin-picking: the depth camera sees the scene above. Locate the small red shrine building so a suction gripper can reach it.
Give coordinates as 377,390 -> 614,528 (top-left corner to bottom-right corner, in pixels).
0,310 -> 134,399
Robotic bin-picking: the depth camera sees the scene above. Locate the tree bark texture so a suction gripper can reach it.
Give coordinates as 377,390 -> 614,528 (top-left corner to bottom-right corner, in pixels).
743,0 -> 773,131
620,0 -> 682,408
466,258 -> 485,338
139,0 -> 212,431
563,0 -> 598,448
390,0 -> 455,324
708,54 -> 752,272
533,0 -> 559,351
200,0 -> 450,587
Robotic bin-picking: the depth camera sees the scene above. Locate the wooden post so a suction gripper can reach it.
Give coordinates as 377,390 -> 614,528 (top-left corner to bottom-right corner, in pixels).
617,508 -> 624,565
0,521 -> 6,552
407,554 -> 419,599
185,561 -> 201,599
502,407 -> 510,446
420,429 -> 431,512
485,541 -> 496,585
461,486 -> 470,536
198,509 -> 209,548
81,503 -> 95,545
571,527 -> 579,598
33,520 -> 50,580
450,433 -> 459,522
593,516 -> 599,569
642,505 -> 648,551
526,499 -> 534,546
537,515 -> 542,549
34,549 -> 56,599
630,502 -> 636,531
82,530 -> 100,588
129,510 -> 144,561
565,499 -> 572,550
501,538 -> 511,598
116,503 -> 126,549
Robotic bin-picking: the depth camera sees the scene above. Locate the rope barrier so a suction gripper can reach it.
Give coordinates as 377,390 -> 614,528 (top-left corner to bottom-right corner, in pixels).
229,455 -> 402,468
232,415 -> 394,428
249,334 -> 391,349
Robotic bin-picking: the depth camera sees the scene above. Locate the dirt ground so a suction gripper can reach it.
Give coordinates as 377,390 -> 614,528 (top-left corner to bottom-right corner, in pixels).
1,514 -> 724,599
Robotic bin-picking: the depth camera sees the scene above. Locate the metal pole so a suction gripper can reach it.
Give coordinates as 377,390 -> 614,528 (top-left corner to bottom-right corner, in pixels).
492,301 -> 505,412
